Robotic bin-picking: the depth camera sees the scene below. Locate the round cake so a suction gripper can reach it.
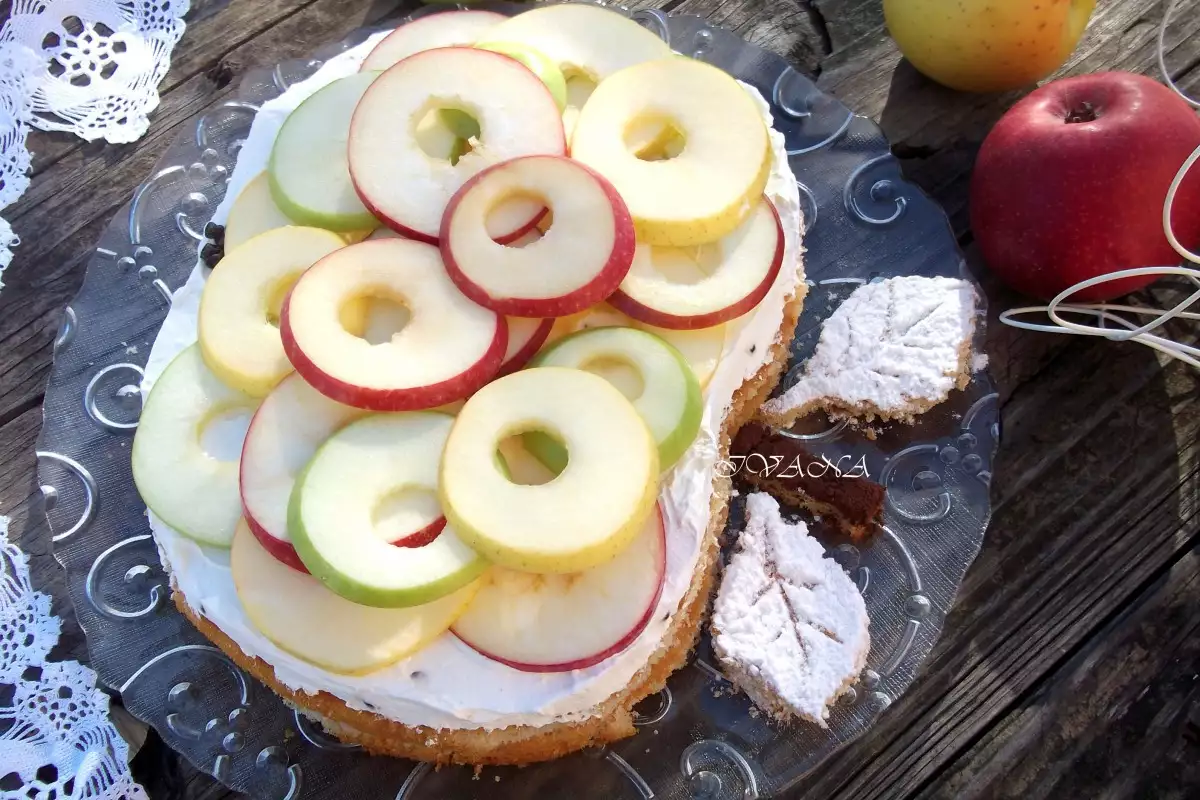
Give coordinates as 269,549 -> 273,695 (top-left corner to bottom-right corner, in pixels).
136,5 -> 808,765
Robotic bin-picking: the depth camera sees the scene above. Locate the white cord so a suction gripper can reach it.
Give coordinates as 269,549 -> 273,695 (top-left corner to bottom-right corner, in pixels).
998,0 -> 1200,367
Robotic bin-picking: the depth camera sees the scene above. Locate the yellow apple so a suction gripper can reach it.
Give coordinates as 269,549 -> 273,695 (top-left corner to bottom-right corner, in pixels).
198,226 -> 348,397
232,521 -> 479,674
883,0 -> 1096,93
571,57 -> 770,247
440,367 -> 659,574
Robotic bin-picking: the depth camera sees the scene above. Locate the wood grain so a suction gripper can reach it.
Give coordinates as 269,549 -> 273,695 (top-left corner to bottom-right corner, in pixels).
1,0 -> 1198,798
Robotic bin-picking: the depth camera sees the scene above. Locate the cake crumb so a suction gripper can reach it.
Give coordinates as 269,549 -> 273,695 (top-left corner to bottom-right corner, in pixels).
972,352 -> 989,372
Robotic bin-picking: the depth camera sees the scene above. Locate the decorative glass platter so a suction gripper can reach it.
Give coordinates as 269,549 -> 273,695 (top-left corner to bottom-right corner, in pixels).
35,2 -> 1000,798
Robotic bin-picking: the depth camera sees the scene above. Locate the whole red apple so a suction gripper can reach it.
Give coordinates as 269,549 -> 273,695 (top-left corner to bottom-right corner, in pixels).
971,71 -> 1200,302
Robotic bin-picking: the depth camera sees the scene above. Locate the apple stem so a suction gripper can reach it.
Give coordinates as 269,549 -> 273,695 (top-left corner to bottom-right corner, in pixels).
1065,102 -> 1098,124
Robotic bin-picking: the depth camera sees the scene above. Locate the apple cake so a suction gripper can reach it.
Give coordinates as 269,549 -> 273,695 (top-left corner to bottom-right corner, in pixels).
133,5 -> 812,766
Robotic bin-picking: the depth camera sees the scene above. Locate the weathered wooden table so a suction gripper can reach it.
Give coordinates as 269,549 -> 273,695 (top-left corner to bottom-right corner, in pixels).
2,0 -> 1198,797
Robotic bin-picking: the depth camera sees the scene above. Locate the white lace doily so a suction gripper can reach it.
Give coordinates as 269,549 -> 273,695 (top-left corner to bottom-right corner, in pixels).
0,0 -> 190,286
1,516 -> 149,799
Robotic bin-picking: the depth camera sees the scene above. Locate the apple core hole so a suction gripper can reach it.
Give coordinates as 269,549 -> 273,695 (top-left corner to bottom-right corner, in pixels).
487,191 -> 549,249
645,244 -> 721,285
563,70 -> 597,111
496,434 -> 561,485
580,356 -> 645,401
198,406 -> 254,462
372,487 -> 442,544
624,116 -> 686,162
414,105 -> 478,165
361,295 -> 411,345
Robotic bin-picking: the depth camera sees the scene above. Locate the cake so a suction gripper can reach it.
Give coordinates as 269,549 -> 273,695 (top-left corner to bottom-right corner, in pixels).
131,5 -> 811,766
730,422 -> 884,543
711,492 -> 870,725
759,275 -> 979,429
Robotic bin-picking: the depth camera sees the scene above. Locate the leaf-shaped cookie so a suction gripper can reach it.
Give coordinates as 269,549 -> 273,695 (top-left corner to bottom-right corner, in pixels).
711,492 -> 870,725
760,276 -> 978,427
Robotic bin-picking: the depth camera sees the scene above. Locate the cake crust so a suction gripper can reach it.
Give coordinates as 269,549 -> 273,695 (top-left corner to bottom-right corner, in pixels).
171,283 -> 807,767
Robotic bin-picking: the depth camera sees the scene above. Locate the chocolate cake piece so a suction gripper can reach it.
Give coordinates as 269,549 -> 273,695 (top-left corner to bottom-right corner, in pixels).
730,423 -> 884,543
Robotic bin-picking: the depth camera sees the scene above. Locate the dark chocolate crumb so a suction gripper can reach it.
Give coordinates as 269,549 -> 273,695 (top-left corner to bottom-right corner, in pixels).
200,241 -> 223,269
203,222 -> 225,242
362,701 -> 376,711
749,344 -> 757,354
410,671 -> 425,680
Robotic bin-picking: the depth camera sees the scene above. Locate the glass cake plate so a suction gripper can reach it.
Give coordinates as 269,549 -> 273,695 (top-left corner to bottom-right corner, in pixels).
35,2 -> 1000,798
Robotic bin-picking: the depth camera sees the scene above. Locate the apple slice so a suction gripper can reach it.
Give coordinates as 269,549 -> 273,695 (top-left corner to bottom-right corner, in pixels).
452,503 -> 665,672
233,520 -> 478,674
440,367 -> 658,574
477,4 -> 671,95
499,316 -> 553,376
441,155 -> 635,317
199,226 -> 347,397
359,10 -> 507,72
132,345 -> 259,547
268,72 -> 381,232
547,304 -> 726,389
281,238 -> 506,411
290,412 -> 488,607
226,173 -> 374,250
439,40 -> 568,140
527,327 -> 702,472
481,5 -> 670,146
610,198 -> 785,329
477,41 -> 567,111
571,57 -> 771,247
348,47 -> 565,243
239,374 -> 447,573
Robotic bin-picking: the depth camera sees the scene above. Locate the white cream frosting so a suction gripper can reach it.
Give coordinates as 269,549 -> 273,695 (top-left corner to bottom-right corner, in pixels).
143,34 -> 804,731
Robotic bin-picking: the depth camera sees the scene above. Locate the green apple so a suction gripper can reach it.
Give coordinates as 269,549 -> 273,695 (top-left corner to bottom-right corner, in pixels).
545,303 -> 727,389
132,344 -> 259,547
268,71 -> 381,232
232,520 -> 479,674
526,327 -> 702,473
289,412 -> 488,607
226,173 -> 375,250
199,226 -> 349,397
440,367 -> 659,574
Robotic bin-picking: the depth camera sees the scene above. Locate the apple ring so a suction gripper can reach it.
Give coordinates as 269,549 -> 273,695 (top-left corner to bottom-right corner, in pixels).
290,412 -> 488,608
281,238 -> 506,411
348,47 -> 565,243
570,57 -> 771,247
440,367 -> 659,574
440,155 -> 636,318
